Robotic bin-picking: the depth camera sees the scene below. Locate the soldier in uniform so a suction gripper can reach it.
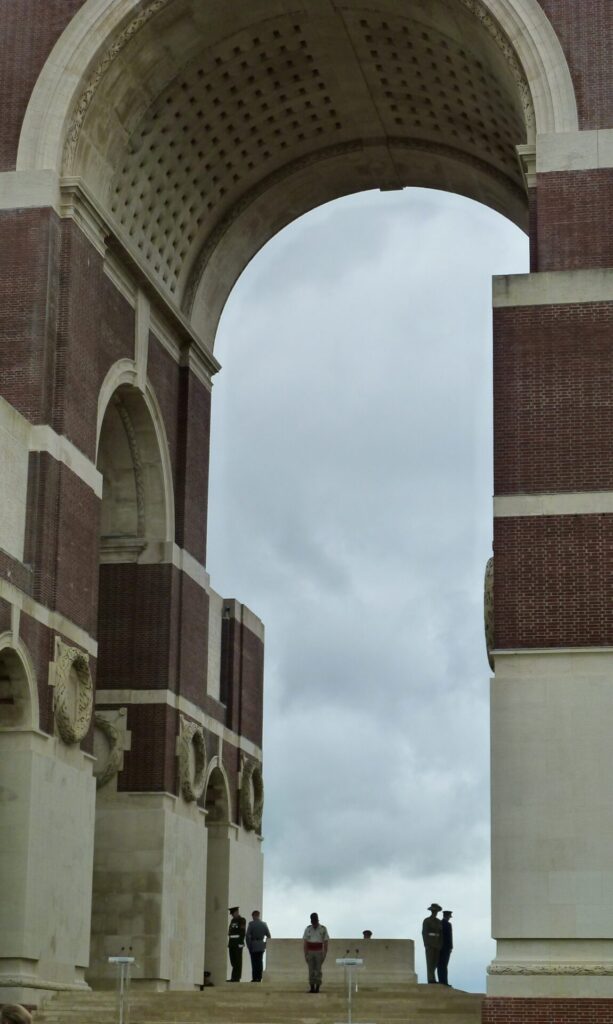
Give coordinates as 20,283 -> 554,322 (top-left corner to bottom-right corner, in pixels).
227,906 -> 246,982
437,910 -> 453,986
302,912 -> 329,993
422,902 -> 443,984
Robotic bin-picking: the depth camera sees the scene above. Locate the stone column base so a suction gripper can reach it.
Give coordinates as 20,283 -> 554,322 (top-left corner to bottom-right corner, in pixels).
483,998 -> 613,1023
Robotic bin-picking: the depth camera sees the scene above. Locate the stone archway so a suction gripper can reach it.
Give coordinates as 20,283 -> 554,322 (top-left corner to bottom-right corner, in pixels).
2,1 -> 613,1020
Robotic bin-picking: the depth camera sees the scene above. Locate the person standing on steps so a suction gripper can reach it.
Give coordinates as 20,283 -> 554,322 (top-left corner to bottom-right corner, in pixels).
246,909 -> 271,982
302,911 -> 329,993
437,910 -> 453,986
227,906 -> 246,982
422,902 -> 443,984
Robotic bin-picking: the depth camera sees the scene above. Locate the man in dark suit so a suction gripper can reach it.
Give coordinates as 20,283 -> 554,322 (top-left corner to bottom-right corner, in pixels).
437,910 -> 453,986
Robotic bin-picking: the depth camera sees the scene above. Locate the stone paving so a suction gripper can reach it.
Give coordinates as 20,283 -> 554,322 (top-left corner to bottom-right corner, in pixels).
34,982 -> 483,1024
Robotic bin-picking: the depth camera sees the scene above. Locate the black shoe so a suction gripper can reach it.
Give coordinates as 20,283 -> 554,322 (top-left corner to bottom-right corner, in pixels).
309,985 -> 315,993
315,985 -> 320,992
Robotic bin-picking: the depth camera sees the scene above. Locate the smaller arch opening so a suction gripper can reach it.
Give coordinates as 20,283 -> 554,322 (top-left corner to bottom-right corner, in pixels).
97,384 -> 168,562
0,647 -> 33,730
205,765 -> 230,824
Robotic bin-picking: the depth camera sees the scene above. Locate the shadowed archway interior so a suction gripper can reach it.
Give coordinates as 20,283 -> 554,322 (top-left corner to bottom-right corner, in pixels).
67,0 -> 531,344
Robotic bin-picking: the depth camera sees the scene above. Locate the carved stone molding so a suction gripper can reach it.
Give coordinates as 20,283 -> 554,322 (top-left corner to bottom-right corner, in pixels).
489,961 -> 613,976
240,758 -> 264,833
458,0 -> 535,128
484,556 -> 494,670
63,0 -> 172,171
94,708 -> 130,789
178,716 -> 207,802
51,638 -> 94,745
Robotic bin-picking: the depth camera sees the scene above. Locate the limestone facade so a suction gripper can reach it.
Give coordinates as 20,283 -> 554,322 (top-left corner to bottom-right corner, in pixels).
0,3 -> 611,1023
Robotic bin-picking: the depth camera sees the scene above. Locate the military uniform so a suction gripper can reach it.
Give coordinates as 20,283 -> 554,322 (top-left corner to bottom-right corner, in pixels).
422,905 -> 443,984
228,909 -> 246,981
302,920 -> 329,992
437,913 -> 453,985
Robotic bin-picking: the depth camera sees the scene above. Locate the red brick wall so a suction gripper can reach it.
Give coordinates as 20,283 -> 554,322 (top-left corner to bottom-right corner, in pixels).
147,338 -> 211,563
119,701 -> 178,793
0,0 -> 86,170
55,221 -> 135,461
494,514 -> 613,649
538,1 -> 613,130
0,210 -> 134,456
175,369 -> 211,564
535,171 -> 613,273
220,611 -> 264,747
0,208 -> 61,424
483,997 -> 613,1023
24,453 -> 100,636
176,571 -> 209,705
494,302 -> 613,495
97,562 -> 178,691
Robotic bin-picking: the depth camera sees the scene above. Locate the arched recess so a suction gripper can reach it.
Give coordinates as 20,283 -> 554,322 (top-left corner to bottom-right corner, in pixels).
96,361 -> 175,559
0,636 -> 38,731
16,0 -> 578,347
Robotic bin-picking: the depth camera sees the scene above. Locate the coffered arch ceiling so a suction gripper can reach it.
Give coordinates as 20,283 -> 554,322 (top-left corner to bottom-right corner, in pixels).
65,0 -> 535,345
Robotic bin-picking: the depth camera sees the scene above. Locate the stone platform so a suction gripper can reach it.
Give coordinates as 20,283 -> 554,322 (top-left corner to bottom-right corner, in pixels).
33,982 -> 484,1024
265,938 -> 418,986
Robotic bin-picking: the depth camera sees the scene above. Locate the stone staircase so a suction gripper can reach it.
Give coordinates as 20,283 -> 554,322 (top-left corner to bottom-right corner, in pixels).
34,982 -> 483,1023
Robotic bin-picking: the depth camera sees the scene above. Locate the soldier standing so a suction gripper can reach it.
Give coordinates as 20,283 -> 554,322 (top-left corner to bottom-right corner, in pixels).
422,902 -> 443,984
302,912 -> 329,993
227,906 -> 246,982
437,910 -> 453,986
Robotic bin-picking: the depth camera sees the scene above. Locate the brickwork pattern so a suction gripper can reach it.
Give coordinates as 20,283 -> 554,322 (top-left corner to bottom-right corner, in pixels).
494,303 -> 613,495
538,1 -> 613,130
119,701 -> 178,793
483,996 -> 613,1023
494,514 -> 613,650
175,368 -> 211,564
97,562 -> 177,691
176,571 -> 209,706
0,209 -> 61,424
0,0 -> 85,170
0,550 -> 33,594
240,626 -> 264,748
24,453 -> 100,636
536,171 -> 613,273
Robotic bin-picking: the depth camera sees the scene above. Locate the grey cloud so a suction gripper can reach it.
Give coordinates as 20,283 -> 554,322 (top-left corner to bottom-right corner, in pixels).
207,187 -> 527,991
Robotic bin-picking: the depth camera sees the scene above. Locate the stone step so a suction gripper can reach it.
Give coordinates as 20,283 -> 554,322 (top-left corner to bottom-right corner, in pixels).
34,983 -> 483,1024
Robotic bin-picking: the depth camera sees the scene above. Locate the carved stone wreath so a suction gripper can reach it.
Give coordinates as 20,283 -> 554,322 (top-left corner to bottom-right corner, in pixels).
53,642 -> 93,745
178,718 -> 207,802
93,712 -> 124,789
484,556 -> 494,670
240,760 -> 264,833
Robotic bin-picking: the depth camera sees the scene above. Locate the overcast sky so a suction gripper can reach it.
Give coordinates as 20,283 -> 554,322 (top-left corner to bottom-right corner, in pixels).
206,187 -> 528,993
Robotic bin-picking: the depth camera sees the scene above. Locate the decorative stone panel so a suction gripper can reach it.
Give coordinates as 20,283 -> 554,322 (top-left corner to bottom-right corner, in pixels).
177,715 -> 207,802
49,637 -> 93,745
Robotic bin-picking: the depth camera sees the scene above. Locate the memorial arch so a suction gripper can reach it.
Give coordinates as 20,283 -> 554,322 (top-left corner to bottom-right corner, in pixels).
0,2 -> 612,1022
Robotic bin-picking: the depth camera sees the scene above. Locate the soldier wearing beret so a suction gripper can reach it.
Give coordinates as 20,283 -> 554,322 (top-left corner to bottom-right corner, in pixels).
422,902 -> 443,983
